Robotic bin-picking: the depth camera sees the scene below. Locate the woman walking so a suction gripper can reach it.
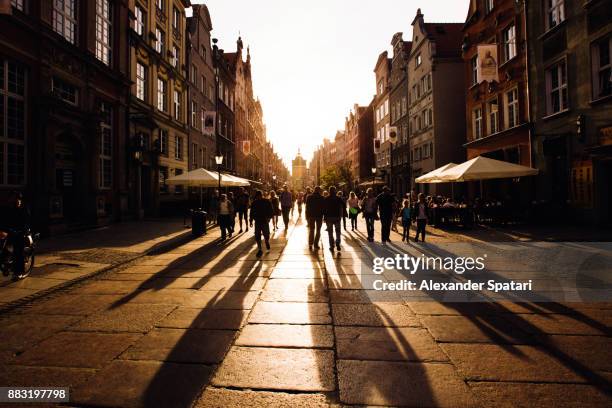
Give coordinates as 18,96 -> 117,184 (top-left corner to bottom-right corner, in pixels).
401,199 -> 412,242
347,191 -> 360,231
269,190 -> 281,230
217,194 -> 234,240
413,193 -> 428,242
360,188 -> 378,242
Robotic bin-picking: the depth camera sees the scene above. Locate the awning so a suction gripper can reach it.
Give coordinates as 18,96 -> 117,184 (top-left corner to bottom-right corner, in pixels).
436,156 -> 538,182
166,168 -> 250,187
415,163 -> 458,184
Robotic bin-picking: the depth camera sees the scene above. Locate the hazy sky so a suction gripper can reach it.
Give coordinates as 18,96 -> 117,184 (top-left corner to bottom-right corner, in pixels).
191,1 -> 469,168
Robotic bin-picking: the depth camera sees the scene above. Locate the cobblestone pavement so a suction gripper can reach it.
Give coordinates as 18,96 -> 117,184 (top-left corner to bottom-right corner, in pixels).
0,214 -> 610,407
0,219 -> 193,307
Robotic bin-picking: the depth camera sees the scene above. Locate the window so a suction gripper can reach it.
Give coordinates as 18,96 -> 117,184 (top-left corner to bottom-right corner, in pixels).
487,98 -> 499,134
53,0 -> 77,44
95,0 -> 113,66
191,101 -> 197,127
191,65 -> 197,83
191,143 -> 197,169
135,6 -> 145,36
470,55 -> 478,85
473,107 -> 483,140
174,135 -> 183,160
200,75 -> 205,93
377,80 -> 384,95
505,89 -> 519,128
173,90 -> 181,120
427,108 -> 433,126
384,99 -> 389,116
546,0 -> 565,31
401,96 -> 407,115
158,129 -> 168,156
52,77 -> 78,105
485,0 -> 494,14
11,0 -> 24,11
157,77 -> 166,111
156,0 -> 164,12
201,45 -> 207,59
155,27 -> 165,54
592,35 -> 611,99
0,59 -> 27,186
172,7 -> 180,31
159,166 -> 168,193
415,53 -> 422,67
99,102 -> 112,188
502,24 -> 516,62
546,61 -> 568,115
171,45 -> 178,68
136,62 -> 146,101
200,108 -> 206,131
426,73 -> 432,91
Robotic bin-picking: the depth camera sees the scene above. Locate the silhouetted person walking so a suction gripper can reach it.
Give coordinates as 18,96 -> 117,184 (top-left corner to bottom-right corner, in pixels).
377,186 -> 394,243
249,190 -> 273,257
323,186 -> 344,252
305,186 -> 324,250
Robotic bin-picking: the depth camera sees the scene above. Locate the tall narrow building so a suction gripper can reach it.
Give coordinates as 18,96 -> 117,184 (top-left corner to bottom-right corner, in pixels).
373,51 -> 392,185
408,9 -> 465,195
128,0 -> 190,217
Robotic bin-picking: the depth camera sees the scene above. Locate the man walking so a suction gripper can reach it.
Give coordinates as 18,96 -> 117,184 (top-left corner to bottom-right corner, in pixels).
377,186 -> 395,243
279,185 -> 293,230
217,194 -> 234,240
235,187 -> 250,233
249,190 -> 273,257
323,186 -> 344,252
305,186 -> 324,250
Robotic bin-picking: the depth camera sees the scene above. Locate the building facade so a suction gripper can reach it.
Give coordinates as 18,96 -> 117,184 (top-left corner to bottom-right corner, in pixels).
527,0 -> 612,224
291,150 -> 307,191
1,0 -> 130,233
186,4 -> 216,172
463,0 -> 531,202
373,51 -> 392,185
128,0 -> 190,217
408,9 -> 466,195
389,32 -> 412,197
212,41 -> 235,174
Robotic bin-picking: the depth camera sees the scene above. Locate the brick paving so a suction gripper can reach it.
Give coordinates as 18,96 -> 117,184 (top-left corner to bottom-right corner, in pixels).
0,213 -> 609,407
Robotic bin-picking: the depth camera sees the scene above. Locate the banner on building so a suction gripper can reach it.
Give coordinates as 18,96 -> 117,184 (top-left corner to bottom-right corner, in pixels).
203,111 -> 216,136
389,126 -> 398,144
477,44 -> 499,83
242,140 -> 251,155
0,0 -> 12,15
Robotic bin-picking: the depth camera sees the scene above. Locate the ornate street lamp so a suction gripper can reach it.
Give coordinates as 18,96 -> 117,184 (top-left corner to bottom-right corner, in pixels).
371,167 -> 377,190
215,154 -> 224,191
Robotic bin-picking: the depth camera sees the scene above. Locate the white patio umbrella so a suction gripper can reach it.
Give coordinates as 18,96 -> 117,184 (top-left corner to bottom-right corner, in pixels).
437,156 -> 538,182
166,168 -> 250,208
415,163 -> 458,183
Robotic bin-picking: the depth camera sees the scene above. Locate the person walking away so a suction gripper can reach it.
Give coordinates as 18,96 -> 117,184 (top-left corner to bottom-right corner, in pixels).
337,191 -> 348,231
323,186 -> 344,252
249,190 -> 273,257
401,199 -> 412,242
376,187 -> 395,243
413,193 -> 428,242
290,189 -> 297,217
235,187 -> 250,233
360,188 -> 378,242
269,191 -> 280,230
347,191 -> 360,231
217,194 -> 233,240
305,186 -> 325,250
391,194 -> 400,232
296,191 -> 305,218
227,192 -> 236,234
280,185 -> 293,230
0,192 -> 30,276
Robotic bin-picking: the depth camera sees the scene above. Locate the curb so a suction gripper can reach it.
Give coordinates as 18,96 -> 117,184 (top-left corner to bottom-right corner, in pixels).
0,225 -> 218,316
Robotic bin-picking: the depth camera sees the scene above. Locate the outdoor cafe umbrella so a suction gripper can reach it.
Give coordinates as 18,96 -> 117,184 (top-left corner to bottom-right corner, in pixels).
436,156 -> 538,182
415,163 -> 458,184
166,168 -> 250,207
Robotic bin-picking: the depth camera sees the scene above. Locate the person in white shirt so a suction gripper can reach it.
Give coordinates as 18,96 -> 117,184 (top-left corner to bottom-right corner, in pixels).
217,194 -> 234,240
414,193 -> 428,243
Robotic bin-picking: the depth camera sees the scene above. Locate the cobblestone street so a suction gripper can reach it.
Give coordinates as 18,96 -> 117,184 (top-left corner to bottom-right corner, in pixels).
0,213 -> 610,407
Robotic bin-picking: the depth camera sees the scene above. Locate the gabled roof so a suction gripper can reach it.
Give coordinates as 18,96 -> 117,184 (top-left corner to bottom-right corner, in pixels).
423,23 -> 463,58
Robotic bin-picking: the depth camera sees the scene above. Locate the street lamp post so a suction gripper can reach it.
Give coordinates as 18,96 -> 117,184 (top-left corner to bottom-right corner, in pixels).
215,154 -> 224,192
371,167 -> 376,191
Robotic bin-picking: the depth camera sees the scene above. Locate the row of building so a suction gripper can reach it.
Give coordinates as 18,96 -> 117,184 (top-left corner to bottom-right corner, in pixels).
0,0 -> 289,234
310,0 -> 611,224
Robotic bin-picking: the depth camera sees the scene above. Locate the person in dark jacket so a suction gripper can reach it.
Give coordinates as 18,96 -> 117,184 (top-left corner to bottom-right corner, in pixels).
249,190 -> 273,257
376,186 -> 395,243
235,187 -> 250,233
0,192 -> 30,274
305,186 -> 325,250
323,186 -> 345,252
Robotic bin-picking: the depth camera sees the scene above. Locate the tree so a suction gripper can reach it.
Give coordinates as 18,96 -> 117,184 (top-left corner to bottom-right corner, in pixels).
320,161 -> 353,189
